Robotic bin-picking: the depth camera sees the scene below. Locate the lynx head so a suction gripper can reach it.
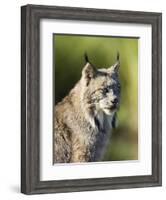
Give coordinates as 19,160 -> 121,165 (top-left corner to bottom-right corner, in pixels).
81,53 -> 121,116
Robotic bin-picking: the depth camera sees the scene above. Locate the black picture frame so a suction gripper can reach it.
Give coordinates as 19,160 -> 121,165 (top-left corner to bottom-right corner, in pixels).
21,4 -> 162,194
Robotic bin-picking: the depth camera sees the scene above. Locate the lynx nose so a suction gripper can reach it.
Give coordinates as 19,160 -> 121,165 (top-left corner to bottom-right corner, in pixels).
111,98 -> 118,105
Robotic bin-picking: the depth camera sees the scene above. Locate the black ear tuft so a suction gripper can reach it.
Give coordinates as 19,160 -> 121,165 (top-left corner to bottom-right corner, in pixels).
108,52 -> 120,72
117,51 -> 120,61
84,52 -> 89,63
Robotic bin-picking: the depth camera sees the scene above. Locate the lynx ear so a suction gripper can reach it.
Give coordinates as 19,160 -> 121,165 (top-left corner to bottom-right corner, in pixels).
109,52 -> 120,72
82,63 -> 96,86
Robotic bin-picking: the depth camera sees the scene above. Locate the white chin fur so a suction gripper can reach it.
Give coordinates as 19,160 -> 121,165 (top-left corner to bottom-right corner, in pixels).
103,109 -> 114,115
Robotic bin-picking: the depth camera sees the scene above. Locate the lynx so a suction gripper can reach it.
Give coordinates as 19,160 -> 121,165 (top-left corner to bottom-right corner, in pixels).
53,53 -> 121,163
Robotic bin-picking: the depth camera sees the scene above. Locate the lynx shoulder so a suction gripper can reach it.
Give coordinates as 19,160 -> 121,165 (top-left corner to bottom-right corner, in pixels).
54,53 -> 121,163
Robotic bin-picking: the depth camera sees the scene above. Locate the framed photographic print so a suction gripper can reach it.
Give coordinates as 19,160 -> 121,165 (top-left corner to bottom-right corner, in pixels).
21,4 -> 162,194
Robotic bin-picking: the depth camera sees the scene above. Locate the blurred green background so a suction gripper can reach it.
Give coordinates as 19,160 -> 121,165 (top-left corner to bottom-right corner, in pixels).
54,34 -> 138,161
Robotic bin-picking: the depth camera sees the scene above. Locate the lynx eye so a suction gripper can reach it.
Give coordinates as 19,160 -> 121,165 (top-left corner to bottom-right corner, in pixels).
103,88 -> 109,94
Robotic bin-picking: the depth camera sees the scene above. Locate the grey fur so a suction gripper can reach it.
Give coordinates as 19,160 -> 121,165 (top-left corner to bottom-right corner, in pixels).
54,55 -> 121,163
